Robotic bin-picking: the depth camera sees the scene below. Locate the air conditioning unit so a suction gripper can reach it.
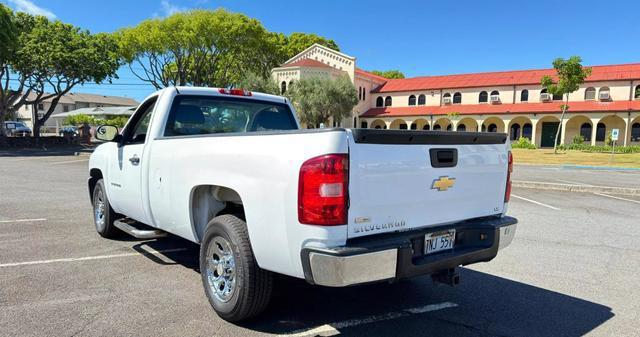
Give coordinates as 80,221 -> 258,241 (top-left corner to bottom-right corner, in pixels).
443,97 -> 452,105
490,95 -> 500,104
599,91 -> 611,101
540,93 -> 552,102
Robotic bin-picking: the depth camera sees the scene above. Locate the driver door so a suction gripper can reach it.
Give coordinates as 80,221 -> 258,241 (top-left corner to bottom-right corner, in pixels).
107,97 -> 156,224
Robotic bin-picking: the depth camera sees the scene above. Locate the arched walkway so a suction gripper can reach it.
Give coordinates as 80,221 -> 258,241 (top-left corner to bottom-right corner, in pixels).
508,116 -> 533,140
535,115 -> 561,148
457,118 -> 478,132
390,119 -> 408,130
369,119 -> 386,129
433,117 -> 452,131
564,115 -> 592,144
597,115 -> 626,145
481,116 -> 505,133
411,118 -> 429,130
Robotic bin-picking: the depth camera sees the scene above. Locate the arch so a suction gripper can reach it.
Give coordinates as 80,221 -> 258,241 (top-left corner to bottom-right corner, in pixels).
479,91 -> 488,103
408,95 -> 416,106
376,96 -> 384,107
535,115 -> 561,147
599,87 -> 611,100
520,89 -> 529,102
482,116 -> 505,133
385,96 -> 392,107
584,87 -> 596,100
280,81 -> 287,94
457,117 -> 478,132
453,92 -> 462,104
508,116 -> 533,140
433,117 -> 451,131
457,124 -> 466,132
390,119 -> 408,129
369,119 -> 386,129
565,115 -> 592,143
597,115 -> 626,144
412,118 -> 429,130
490,90 -> 499,96
418,94 -> 426,105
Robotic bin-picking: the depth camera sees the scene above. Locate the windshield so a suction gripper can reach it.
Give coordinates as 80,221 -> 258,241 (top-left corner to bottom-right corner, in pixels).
164,95 -> 297,137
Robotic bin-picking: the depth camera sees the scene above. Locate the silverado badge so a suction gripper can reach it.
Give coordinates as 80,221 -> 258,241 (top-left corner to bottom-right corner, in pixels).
431,176 -> 455,191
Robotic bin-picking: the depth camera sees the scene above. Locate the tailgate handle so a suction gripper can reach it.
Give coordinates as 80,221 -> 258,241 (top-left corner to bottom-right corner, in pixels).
429,149 -> 458,168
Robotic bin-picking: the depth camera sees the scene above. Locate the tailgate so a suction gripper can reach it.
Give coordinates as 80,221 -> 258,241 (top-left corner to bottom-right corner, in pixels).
347,129 -> 509,239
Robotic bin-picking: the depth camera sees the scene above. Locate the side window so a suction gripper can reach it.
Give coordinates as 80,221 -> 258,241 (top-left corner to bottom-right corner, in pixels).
125,98 -> 157,144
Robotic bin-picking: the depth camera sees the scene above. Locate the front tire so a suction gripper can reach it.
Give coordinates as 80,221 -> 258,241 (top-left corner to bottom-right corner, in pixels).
92,179 -> 120,238
200,214 -> 273,322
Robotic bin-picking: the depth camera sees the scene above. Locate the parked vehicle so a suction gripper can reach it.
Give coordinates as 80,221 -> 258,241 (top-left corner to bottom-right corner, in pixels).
88,87 -> 517,322
4,121 -> 32,137
59,126 -> 79,137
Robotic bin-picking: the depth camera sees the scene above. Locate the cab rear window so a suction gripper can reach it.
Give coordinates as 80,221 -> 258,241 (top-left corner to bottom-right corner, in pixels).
164,95 -> 296,137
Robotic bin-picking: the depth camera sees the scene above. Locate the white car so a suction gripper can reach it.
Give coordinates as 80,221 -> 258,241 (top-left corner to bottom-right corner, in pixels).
88,87 -> 517,322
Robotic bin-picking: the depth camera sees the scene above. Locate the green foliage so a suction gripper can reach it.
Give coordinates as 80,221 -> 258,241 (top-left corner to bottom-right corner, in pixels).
236,72 -> 280,95
278,32 -> 340,60
286,75 -> 358,127
0,4 -> 17,63
635,86 -> 640,99
117,9 -> 278,88
541,56 -> 592,99
370,70 -> 405,79
557,144 -> 640,153
572,134 -> 585,144
64,114 -> 96,126
511,137 -> 537,149
605,131 -> 614,146
103,116 -> 129,128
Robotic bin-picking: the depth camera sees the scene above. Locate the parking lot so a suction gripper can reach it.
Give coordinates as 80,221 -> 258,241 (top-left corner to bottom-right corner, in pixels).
1,154 -> 639,337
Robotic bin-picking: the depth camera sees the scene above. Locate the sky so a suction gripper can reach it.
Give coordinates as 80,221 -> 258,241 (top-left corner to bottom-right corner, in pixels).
2,0 -> 640,102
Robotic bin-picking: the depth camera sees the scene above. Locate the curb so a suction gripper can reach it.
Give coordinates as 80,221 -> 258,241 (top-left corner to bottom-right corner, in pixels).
512,180 -> 640,196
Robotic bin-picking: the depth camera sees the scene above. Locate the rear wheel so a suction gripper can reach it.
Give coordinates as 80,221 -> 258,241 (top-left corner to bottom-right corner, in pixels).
200,214 -> 273,322
92,179 -> 119,238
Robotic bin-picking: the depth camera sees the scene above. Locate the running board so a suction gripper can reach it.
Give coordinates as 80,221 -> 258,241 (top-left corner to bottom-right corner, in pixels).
113,219 -> 167,239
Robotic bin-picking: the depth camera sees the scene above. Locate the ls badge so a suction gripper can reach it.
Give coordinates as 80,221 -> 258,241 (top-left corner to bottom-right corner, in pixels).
431,176 -> 456,191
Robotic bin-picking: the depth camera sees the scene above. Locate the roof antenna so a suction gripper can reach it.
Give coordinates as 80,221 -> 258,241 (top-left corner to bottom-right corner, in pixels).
174,86 -> 180,94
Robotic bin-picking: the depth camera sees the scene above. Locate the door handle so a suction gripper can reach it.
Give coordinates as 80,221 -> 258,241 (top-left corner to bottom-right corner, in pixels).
129,155 -> 140,165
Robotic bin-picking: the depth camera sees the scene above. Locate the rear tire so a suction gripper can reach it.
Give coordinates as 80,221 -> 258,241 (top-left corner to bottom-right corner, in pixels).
200,214 -> 273,322
92,179 -> 120,238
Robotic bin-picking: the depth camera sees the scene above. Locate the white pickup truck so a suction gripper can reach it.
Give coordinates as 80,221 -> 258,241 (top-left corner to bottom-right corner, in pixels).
89,87 -> 517,322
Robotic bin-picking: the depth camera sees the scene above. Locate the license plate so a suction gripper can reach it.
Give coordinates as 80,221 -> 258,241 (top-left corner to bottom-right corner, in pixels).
424,229 -> 455,255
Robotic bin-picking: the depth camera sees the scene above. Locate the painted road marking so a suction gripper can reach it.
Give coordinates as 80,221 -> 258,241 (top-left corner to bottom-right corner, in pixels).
593,192 -> 640,205
0,248 -> 188,268
0,218 -> 47,223
282,302 -> 458,337
555,179 -> 593,186
511,194 -> 561,211
50,159 -> 89,165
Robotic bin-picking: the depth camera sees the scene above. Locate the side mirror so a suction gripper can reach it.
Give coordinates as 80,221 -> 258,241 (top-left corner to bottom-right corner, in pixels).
95,125 -> 119,142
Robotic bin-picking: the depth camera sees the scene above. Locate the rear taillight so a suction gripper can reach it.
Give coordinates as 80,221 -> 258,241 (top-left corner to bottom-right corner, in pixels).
504,151 -> 513,202
298,154 -> 348,225
218,88 -> 252,96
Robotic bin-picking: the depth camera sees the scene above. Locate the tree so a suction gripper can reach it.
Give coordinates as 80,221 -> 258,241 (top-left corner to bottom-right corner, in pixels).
118,9 -> 277,89
0,4 -> 17,64
370,70 -> 405,79
0,10 -> 120,138
286,75 -> 357,128
541,57 -> 591,154
278,32 -> 340,60
235,72 -> 279,95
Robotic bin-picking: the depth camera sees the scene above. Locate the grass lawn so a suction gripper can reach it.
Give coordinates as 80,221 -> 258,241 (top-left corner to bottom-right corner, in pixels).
511,148 -> 640,168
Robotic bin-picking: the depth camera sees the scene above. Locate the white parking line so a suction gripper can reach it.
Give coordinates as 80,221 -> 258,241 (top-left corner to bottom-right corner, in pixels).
50,159 -> 89,165
555,179 -> 593,186
0,248 -> 188,268
282,302 -> 458,336
593,192 -> 640,204
0,218 -> 47,223
511,194 -> 561,210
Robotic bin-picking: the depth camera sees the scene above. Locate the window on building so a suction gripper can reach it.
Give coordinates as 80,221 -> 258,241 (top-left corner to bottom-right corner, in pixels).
453,92 -> 462,104
433,124 -> 441,130
457,124 -> 466,132
363,89 -> 366,101
418,94 -> 426,105
584,87 -> 596,100
596,123 -> 606,141
479,91 -> 488,103
580,123 -> 592,141
358,87 -> 362,100
408,95 -> 416,106
423,124 -> 430,130
510,124 -> 520,140
384,96 -> 392,107
631,123 -> 640,141
522,123 -> 532,139
520,89 -> 529,102
410,123 -> 417,130
37,103 -> 44,110
490,90 -> 499,97
361,121 -> 368,128
553,92 -> 563,100
399,123 -> 407,129
488,123 -> 498,132
635,85 -> 640,100
63,105 -> 69,112
376,97 -> 383,107
599,87 -> 610,100
280,81 -> 287,94
443,93 -> 451,99
446,124 -> 452,131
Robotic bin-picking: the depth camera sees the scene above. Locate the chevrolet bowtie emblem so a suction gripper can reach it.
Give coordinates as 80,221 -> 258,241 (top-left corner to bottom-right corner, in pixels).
431,176 -> 456,191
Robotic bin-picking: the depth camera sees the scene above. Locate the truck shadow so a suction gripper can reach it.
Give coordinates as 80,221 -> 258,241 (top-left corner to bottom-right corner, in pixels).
135,237 -> 614,336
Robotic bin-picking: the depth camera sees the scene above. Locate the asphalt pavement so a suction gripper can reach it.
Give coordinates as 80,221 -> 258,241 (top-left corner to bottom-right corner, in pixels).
1,154 -> 639,336
513,164 -> 640,189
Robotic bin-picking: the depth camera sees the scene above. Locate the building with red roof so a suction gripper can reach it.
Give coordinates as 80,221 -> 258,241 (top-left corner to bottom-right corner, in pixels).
272,45 -> 640,147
